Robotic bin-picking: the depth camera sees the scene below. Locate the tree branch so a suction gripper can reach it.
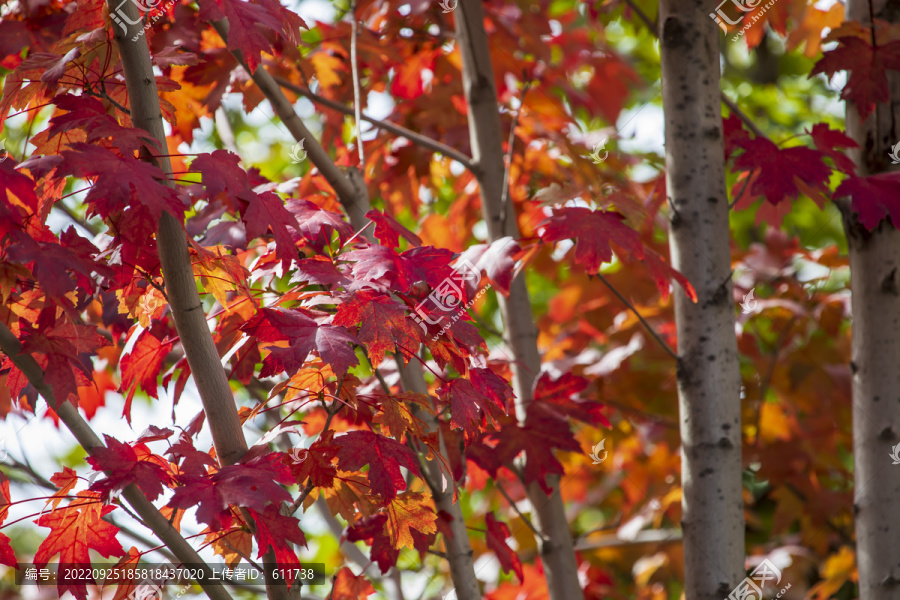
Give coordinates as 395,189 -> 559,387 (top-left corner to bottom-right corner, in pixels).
595,273 -> 678,360
494,481 -> 546,542
395,358 -> 482,600
272,76 -> 476,172
108,0 -> 247,469
209,20 -> 371,232
0,323 -> 234,600
455,2 -> 582,597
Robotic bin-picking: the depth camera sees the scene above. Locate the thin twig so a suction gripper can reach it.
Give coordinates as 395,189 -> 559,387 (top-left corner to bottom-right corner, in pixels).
54,202 -> 100,237
495,481 -> 548,542
728,171 -> 754,209
499,80 -> 532,230
596,273 -> 678,360
754,316 -> 797,448
621,0 -> 658,32
373,367 -> 392,395
350,1 -> 364,166
287,385 -> 344,516
720,94 -> 767,139
272,76 -> 476,171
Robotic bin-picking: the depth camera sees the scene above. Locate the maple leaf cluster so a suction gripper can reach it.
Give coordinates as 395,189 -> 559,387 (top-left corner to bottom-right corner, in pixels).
0,79 -> 609,596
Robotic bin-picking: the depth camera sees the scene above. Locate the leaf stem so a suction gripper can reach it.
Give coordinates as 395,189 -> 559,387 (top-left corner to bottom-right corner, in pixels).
595,273 -> 678,360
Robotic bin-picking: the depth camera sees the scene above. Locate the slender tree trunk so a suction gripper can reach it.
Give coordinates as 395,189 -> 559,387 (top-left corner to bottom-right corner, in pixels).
108,0 -> 247,468
659,2 -> 744,599
211,16 -> 483,597
455,2 -> 582,598
0,324 -> 235,600
107,9 -> 309,598
842,2 -> 900,598
397,359 -> 481,600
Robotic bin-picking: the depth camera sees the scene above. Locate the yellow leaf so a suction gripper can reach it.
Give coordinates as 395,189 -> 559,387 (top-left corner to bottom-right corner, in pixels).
384,491 -> 437,550
808,546 -> 856,599
311,53 -> 345,89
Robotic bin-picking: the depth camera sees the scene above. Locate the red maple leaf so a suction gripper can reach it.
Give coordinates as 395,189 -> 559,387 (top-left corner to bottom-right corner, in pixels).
86,435 -> 173,502
168,452 -> 294,530
366,209 -> 422,248
810,36 -> 900,119
0,473 -> 12,568
119,326 -> 174,421
242,307 -> 359,377
166,435 -> 217,477
5,228 -> 108,297
807,122 -> 858,175
333,291 -> 424,366
533,372 -> 610,427
470,410 -> 581,494
58,144 -> 184,222
191,149 -> 249,206
438,379 -> 483,437
286,199 -> 355,250
1,472 -> 12,524
334,430 -> 421,500
438,377 -> 510,437
733,136 -> 832,207
486,512 -> 523,582
470,367 -> 514,417
242,190 -> 300,267
342,245 -> 458,294
346,514 -> 399,573
33,492 -> 125,600
723,113 -> 752,160
247,505 -> 307,587
292,256 -> 351,287
329,567 -> 376,599
540,207 -> 695,301
196,0 -> 286,73
16,311 -> 108,403
0,160 -> 38,238
288,430 -> 339,488
834,172 -> 900,231
48,95 -> 156,155
0,534 -> 15,568
457,238 -> 521,296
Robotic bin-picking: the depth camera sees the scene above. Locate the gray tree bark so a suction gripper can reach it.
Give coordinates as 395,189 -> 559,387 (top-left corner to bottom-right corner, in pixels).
455,2 -> 583,598
842,2 -> 900,598
659,1 -> 744,599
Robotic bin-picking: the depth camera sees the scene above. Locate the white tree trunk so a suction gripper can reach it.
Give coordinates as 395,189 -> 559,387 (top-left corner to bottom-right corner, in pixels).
659,2 -> 744,599
843,2 -> 900,598
455,2 -> 582,598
